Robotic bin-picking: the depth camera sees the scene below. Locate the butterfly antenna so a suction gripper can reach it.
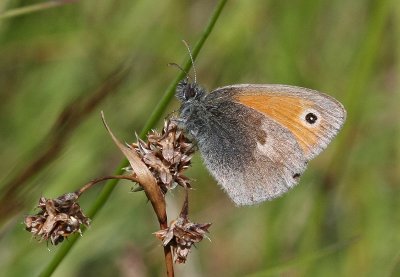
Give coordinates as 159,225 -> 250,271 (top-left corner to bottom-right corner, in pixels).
182,40 -> 197,83
167,62 -> 193,82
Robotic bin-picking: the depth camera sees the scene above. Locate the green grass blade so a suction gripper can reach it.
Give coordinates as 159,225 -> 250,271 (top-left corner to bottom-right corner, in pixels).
38,0 -> 228,276
0,1 -> 78,20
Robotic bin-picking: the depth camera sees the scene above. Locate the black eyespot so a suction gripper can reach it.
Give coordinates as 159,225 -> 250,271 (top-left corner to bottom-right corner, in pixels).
293,173 -> 301,179
305,112 -> 318,124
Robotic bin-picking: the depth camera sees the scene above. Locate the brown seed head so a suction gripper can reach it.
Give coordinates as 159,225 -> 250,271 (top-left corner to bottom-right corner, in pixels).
154,213 -> 211,263
24,192 -> 90,245
132,120 -> 195,193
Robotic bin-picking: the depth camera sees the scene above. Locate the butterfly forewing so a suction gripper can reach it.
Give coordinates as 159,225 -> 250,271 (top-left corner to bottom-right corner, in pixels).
218,84 -> 346,159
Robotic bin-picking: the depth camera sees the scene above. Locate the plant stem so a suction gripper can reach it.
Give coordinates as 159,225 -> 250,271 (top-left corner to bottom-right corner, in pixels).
322,0 -> 392,186
0,0 -> 78,20
38,0 -> 228,276
101,112 -> 173,276
75,175 -> 139,196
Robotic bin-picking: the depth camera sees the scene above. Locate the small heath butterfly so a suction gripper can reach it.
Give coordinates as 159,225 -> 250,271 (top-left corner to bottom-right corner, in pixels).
175,48 -> 346,206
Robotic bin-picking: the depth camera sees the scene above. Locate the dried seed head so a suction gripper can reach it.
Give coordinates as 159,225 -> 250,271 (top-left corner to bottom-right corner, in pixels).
154,216 -> 211,263
153,192 -> 211,263
24,193 -> 90,245
132,120 -> 195,193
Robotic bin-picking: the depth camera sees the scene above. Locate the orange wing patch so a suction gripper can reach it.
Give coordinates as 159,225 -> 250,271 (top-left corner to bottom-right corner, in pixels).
235,94 -> 320,157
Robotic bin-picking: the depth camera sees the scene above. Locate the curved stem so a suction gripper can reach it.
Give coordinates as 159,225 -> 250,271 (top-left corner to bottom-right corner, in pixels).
39,1 -> 228,276
75,175 -> 139,197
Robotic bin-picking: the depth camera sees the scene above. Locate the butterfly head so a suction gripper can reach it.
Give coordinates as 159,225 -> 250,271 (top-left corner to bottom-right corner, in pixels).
175,78 -> 206,103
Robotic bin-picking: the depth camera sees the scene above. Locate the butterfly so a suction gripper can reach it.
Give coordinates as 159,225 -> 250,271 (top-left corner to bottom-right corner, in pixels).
175,79 -> 346,205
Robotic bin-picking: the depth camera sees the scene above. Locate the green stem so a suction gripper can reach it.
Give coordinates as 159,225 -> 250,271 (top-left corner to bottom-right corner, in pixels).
38,0 -> 228,276
0,1 -> 78,20
323,0 -> 392,182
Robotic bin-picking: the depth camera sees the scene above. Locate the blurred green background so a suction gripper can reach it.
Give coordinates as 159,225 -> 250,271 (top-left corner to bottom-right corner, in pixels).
0,0 -> 399,276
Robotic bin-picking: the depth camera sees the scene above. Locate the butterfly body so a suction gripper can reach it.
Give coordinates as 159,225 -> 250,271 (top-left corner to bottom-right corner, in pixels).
176,79 -> 346,205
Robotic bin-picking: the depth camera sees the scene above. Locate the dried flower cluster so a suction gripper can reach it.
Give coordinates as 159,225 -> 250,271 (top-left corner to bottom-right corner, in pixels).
24,192 -> 90,245
24,116 -> 211,270
132,120 -> 195,193
154,198 -> 211,263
